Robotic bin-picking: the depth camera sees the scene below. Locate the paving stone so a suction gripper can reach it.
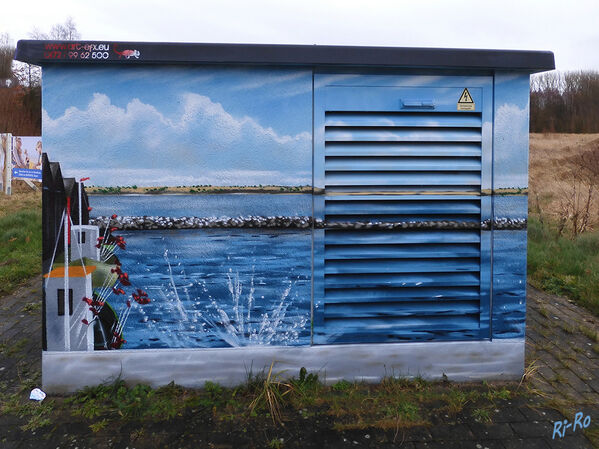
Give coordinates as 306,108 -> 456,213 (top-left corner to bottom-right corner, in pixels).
545,434 -> 594,448
535,353 -> 564,371
536,365 -> 558,383
0,321 -> 31,341
500,438 -> 551,449
567,359 -> 598,382
489,407 -> 527,423
576,407 -> 599,425
581,392 -> 599,405
380,443 -> 416,449
468,423 -> 514,440
543,302 -> 580,323
510,421 -> 554,438
0,318 -> 20,335
528,377 -> 557,395
0,441 -> 21,449
430,424 -> 475,440
587,378 -> 599,394
414,442 -> 504,449
556,382 -> 588,403
554,368 -> 593,393
403,427 -> 434,442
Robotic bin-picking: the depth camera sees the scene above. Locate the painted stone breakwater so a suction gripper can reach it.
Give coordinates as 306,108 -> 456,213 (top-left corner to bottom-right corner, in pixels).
90,216 -> 527,231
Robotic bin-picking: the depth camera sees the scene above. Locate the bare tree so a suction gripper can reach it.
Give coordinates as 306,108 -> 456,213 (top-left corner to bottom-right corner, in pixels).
29,16 -> 81,40
0,33 -> 16,85
0,18 -> 82,134
531,70 -> 599,133
555,142 -> 599,236
20,17 -> 82,87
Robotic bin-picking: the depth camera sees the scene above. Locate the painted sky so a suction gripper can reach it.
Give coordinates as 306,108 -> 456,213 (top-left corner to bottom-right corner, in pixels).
2,0 -> 597,70
493,74 -> 531,189
42,66 -> 312,186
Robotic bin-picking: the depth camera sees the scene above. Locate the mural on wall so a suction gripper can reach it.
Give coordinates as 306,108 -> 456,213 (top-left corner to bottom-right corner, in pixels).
41,67 -> 532,352
491,73 -> 531,338
42,66 -> 313,350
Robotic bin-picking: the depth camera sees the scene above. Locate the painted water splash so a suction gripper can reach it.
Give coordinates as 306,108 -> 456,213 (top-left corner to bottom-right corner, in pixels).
199,269 -> 307,347
126,249 -> 309,348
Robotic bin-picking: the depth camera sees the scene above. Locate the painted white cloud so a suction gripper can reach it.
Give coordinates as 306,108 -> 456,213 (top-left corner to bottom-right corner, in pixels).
43,93 -> 311,186
230,71 -> 309,91
494,103 -> 529,189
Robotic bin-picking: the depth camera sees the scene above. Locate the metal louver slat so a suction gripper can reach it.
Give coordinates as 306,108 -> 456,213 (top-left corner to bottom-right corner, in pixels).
313,81 -> 491,344
325,142 -> 482,157
325,128 -> 482,142
325,111 -> 483,128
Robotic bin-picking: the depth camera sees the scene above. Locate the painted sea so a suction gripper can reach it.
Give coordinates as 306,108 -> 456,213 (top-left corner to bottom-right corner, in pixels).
88,193 -> 527,348
90,193 -> 312,218
89,194 -> 312,349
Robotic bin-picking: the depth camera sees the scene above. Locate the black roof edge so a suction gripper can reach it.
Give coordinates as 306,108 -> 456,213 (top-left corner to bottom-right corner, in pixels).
63,177 -> 76,197
15,40 -> 555,73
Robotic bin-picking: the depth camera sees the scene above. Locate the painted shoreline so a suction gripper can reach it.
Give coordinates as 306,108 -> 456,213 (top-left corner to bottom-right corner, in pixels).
86,187 -> 528,196
87,186 -> 313,195
90,216 -> 527,231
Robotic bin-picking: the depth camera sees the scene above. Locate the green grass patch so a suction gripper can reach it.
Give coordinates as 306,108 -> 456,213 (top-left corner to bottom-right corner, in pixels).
527,216 -> 599,317
65,380 -> 190,421
0,205 -> 42,296
0,367 -> 539,441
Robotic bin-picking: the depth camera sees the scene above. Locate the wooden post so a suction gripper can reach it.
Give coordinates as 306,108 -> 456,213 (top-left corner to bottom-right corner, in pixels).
63,208 -> 70,351
0,135 -> 2,193
23,179 -> 39,191
1,133 -> 12,195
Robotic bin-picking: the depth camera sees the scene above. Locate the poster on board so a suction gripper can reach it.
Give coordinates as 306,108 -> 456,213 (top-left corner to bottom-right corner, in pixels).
11,136 -> 42,180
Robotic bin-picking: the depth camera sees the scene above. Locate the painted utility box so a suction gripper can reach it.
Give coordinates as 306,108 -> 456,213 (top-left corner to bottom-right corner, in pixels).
16,41 -> 554,393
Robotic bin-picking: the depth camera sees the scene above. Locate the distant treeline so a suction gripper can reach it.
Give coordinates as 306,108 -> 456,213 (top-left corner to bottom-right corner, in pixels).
0,85 -> 41,135
1,33 -> 41,136
530,70 -> 599,133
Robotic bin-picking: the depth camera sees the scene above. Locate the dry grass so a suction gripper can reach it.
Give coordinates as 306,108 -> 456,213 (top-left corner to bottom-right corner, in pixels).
248,362 -> 293,425
519,359 -> 540,390
529,133 -> 599,222
0,183 -> 40,219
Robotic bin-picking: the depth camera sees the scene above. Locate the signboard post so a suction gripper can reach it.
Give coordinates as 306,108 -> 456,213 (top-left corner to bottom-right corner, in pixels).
1,135 -> 42,193
1,133 -> 12,195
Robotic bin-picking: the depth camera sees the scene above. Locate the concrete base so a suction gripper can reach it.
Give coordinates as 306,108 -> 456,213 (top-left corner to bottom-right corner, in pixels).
42,339 -> 524,393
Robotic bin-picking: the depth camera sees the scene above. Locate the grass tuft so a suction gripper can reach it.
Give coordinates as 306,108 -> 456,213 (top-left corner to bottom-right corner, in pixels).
248,362 -> 293,425
528,216 -> 599,317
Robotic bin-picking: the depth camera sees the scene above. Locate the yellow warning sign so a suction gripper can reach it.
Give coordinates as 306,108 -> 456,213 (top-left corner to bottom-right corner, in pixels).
457,88 -> 475,111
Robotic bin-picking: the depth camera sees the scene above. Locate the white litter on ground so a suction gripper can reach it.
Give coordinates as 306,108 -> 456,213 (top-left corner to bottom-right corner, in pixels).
29,388 -> 46,401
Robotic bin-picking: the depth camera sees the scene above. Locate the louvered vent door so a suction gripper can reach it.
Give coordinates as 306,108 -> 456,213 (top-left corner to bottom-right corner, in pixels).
313,82 -> 492,344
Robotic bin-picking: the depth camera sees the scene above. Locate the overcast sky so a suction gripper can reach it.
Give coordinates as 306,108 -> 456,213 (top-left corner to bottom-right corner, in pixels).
1,0 -> 598,71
